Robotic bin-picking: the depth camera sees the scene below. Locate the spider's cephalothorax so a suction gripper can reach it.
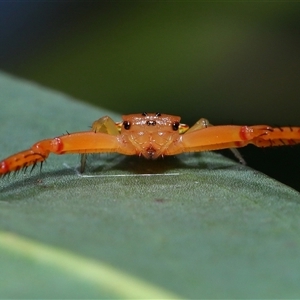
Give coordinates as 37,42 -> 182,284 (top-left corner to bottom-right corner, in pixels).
118,113 -> 188,159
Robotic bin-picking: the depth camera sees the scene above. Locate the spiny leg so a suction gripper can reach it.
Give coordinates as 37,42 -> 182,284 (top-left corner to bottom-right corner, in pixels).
0,131 -> 127,176
0,149 -> 47,176
251,126 -> 300,147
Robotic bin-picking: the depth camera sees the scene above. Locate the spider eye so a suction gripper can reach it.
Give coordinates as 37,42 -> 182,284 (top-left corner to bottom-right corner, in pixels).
123,121 -> 131,130
172,121 -> 180,131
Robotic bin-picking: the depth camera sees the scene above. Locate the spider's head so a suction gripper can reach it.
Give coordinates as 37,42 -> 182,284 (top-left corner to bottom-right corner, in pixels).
118,112 -> 188,159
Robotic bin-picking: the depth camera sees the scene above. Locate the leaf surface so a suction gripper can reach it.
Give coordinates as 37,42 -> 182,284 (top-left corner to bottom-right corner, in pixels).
0,72 -> 300,298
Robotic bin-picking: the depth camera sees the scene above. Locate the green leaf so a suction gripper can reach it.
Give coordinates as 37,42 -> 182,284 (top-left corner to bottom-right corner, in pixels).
1,72 -> 300,298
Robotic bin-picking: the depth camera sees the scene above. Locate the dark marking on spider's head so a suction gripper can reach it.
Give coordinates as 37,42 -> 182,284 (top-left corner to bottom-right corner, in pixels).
121,113 -> 182,133
146,120 -> 156,126
142,112 -> 161,117
146,146 -> 156,159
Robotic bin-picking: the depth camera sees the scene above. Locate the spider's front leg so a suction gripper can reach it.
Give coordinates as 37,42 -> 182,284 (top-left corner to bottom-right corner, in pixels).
184,118 -> 246,164
171,124 -> 300,156
165,124 -> 278,155
0,129 -> 134,175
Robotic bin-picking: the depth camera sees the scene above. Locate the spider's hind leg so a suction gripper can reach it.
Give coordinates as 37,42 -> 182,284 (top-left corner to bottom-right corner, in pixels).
229,148 -> 246,165
80,154 -> 87,173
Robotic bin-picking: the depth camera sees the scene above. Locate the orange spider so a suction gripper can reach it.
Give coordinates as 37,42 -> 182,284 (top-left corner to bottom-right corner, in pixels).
0,112 -> 299,175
